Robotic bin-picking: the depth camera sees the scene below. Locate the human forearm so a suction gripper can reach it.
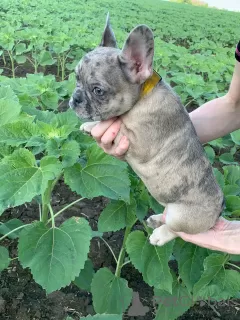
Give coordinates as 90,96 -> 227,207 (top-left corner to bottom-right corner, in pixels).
190,62 -> 240,144
190,95 -> 240,144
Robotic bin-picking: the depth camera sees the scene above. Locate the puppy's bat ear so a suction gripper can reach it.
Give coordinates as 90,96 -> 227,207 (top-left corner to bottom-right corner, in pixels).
118,25 -> 154,84
100,13 -> 117,48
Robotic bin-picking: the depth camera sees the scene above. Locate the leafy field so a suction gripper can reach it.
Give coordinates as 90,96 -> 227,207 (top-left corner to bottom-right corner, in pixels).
0,0 -> 240,319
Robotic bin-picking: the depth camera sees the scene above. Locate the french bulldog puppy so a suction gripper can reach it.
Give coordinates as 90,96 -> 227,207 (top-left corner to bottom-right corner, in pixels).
69,14 -> 224,246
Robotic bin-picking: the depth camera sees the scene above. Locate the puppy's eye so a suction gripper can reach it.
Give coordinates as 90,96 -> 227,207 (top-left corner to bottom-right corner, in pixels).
93,87 -> 104,96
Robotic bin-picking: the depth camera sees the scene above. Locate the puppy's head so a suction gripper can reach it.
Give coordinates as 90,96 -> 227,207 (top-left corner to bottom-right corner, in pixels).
69,14 -> 154,121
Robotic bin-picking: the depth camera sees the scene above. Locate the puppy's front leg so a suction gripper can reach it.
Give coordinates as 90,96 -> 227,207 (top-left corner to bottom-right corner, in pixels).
80,121 -> 100,135
149,224 -> 177,246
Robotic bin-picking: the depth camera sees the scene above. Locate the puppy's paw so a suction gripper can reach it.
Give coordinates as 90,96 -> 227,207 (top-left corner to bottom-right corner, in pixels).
80,121 -> 100,135
149,225 -> 177,246
146,214 -> 164,229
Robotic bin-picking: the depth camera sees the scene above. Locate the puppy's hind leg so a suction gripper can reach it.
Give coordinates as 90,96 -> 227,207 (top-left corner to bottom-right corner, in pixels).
149,224 -> 177,246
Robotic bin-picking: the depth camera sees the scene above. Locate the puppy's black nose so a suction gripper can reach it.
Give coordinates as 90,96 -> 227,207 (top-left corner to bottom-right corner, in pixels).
73,91 -> 83,104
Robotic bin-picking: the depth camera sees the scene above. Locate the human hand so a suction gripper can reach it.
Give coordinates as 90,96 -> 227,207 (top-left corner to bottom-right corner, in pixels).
154,210 -> 240,255
91,118 -> 129,159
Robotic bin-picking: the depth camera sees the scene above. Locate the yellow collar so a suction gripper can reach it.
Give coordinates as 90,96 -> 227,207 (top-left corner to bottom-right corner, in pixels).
140,70 -> 162,98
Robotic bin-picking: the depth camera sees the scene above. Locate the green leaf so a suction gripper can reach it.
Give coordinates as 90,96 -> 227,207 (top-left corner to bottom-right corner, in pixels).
126,231 -> 173,292
0,149 -> 42,213
219,153 -> 237,165
173,239 -> 208,292
41,91 -> 59,110
0,149 -> 61,213
0,121 -> 39,146
61,140 -> 80,168
74,259 -> 94,291
15,43 -> 26,55
18,217 -> 91,293
81,315 -> 122,320
193,253 -> 240,300
0,246 -> 10,271
154,274 -> 192,320
231,130 -> 240,145
149,196 -> 165,214
98,199 -> 136,232
15,55 -> 27,64
223,185 -> 240,196
204,146 -> 215,164
65,145 -> 130,202
225,195 -> 240,212
0,218 -> 24,239
213,168 -> 225,189
223,165 -> 240,185
0,88 -> 21,126
91,267 -> 132,314
38,51 -> 55,66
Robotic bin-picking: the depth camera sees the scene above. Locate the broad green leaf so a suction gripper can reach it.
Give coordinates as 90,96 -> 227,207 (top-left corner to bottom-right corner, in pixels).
204,146 -> 215,164
0,121 -> 39,146
0,219 -> 24,239
0,89 -> 21,126
0,149 -> 61,213
52,110 -> 79,128
0,149 -> 42,213
0,246 -> 10,271
0,85 -> 19,102
15,55 -> 27,64
173,239 -> 208,292
193,253 -> 240,300
223,165 -> 240,185
61,140 -> 80,168
126,231 -> 173,292
223,185 -> 240,196
74,259 -> 94,291
91,267 -> 132,314
231,130 -> 240,145
213,168 -> 225,189
82,315 -> 122,320
0,144 -> 13,159
18,217 -> 91,293
98,199 -> 136,232
149,196 -> 165,214
41,91 -> 59,109
225,195 -> 240,212
65,145 -> 130,202
154,274 -> 192,320
38,51 -> 55,66
219,153 -> 237,165
15,43 -> 26,55
37,121 -> 73,139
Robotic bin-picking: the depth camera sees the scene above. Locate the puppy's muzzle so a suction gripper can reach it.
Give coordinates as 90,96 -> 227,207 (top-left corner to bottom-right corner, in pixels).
70,90 -> 84,108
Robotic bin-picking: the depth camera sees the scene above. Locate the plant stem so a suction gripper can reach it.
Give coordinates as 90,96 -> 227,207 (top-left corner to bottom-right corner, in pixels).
48,204 -> 55,228
2,51 -> 6,66
0,224 -> 30,242
115,219 -> 137,278
46,197 -> 85,224
227,262 -> 240,271
100,237 -> 118,264
8,51 -> 15,78
41,173 -> 62,223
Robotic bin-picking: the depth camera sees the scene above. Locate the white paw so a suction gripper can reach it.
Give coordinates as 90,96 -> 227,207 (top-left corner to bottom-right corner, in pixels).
80,121 -> 100,135
149,225 -> 177,247
146,214 -> 163,229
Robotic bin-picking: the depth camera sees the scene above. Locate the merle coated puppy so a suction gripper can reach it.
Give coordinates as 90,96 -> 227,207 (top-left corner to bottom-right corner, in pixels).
69,15 -> 224,246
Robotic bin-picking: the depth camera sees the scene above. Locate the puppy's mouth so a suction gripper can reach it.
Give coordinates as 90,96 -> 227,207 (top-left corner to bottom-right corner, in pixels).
69,98 -> 101,121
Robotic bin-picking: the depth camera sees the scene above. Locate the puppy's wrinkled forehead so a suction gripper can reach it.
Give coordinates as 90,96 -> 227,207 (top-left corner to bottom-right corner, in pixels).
76,47 -> 123,85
